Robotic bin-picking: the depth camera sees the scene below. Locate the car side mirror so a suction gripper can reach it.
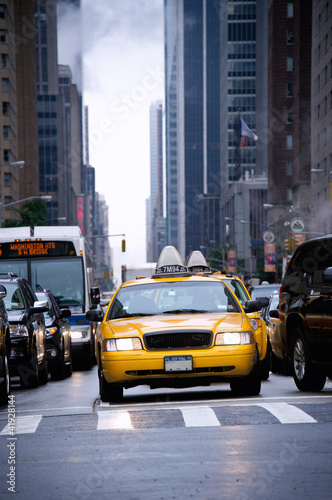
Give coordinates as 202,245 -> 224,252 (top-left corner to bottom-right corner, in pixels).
86,308 -> 104,322
0,284 -> 7,299
244,300 -> 261,313
269,309 -> 279,319
256,296 -> 269,307
60,309 -> 71,318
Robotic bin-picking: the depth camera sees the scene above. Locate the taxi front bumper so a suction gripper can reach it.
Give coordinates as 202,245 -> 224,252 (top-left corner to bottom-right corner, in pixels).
101,344 -> 256,387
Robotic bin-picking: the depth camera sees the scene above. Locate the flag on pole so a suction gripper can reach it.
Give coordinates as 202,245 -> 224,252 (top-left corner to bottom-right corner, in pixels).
240,118 -> 258,142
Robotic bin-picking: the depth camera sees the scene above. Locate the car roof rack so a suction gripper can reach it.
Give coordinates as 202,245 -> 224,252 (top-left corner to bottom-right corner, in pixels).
0,272 -> 18,279
152,246 -> 190,278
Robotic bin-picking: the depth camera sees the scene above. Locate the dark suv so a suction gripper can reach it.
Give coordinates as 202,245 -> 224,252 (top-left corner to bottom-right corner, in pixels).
279,235 -> 332,391
36,290 -> 72,380
0,274 -> 49,388
0,284 -> 10,405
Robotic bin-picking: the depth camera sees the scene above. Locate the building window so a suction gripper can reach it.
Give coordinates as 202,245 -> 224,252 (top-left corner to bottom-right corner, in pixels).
287,29 -> 294,44
286,160 -> 293,175
4,172 -> 11,187
287,187 -> 293,201
287,109 -> 293,123
1,78 -> 8,92
4,196 -> 12,205
1,53 -> 7,67
286,135 -> 293,149
3,125 -> 9,139
287,3 -> 294,18
0,29 -> 7,43
287,83 -> 293,97
2,101 -> 9,116
0,5 -> 6,19
3,149 -> 9,162
287,57 -> 293,71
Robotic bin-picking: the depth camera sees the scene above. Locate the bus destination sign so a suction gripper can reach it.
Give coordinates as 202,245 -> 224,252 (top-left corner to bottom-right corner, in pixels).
0,241 -> 77,258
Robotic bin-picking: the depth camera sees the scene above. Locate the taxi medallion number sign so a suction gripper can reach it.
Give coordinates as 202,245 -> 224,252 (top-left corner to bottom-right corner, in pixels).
165,355 -> 193,372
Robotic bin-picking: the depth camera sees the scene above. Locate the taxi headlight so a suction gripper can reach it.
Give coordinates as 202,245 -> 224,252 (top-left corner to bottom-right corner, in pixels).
102,338 -> 142,352
249,318 -> 261,331
9,324 -> 29,337
215,331 -> 254,345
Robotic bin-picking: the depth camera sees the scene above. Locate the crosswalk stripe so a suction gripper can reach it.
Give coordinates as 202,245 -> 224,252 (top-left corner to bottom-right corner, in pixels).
0,415 -> 42,435
257,403 -> 317,424
180,406 -> 221,427
97,411 -> 133,430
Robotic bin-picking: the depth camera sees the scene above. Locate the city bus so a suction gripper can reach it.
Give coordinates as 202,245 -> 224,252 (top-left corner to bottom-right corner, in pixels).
0,226 -> 100,369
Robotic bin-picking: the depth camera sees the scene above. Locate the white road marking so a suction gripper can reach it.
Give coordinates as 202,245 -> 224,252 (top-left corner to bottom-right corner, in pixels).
180,406 -> 221,427
257,403 -> 317,424
0,415 -> 42,435
97,411 -> 133,430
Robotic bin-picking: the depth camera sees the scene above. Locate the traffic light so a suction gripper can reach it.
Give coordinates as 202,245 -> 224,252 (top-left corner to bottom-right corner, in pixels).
121,239 -> 126,252
285,238 -> 292,253
121,265 -> 127,283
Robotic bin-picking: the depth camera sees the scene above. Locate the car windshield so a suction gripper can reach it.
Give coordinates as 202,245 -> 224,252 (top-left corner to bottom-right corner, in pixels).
2,283 -> 25,315
107,280 -> 241,320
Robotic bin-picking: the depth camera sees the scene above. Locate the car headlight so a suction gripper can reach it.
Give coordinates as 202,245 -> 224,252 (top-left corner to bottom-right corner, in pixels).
249,318 -> 261,331
46,327 -> 57,335
9,324 -> 29,337
102,338 -> 142,352
71,330 -> 89,339
215,331 -> 254,345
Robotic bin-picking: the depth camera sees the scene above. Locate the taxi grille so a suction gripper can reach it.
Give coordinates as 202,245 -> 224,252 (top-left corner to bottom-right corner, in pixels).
144,330 -> 212,350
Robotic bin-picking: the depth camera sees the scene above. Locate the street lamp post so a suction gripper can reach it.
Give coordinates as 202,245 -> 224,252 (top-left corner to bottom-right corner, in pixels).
0,195 -> 52,227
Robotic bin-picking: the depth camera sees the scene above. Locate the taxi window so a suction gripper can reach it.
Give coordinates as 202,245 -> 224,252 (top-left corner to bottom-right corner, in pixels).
223,278 -> 249,306
107,281 -> 241,320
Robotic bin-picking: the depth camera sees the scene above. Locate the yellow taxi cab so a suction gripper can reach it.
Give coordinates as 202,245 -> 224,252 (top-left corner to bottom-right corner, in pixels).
212,271 -> 269,380
87,246 -> 263,402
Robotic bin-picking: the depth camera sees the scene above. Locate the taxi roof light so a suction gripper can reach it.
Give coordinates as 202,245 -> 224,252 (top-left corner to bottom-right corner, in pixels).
186,250 -> 212,274
152,245 -> 189,278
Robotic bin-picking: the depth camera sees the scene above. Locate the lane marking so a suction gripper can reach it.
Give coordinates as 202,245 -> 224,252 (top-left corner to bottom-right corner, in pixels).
97,411 -> 133,430
0,415 -> 42,435
180,406 -> 220,427
257,403 -> 317,424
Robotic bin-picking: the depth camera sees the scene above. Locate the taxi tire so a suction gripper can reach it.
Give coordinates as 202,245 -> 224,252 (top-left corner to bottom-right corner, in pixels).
98,361 -> 123,403
291,327 -> 326,392
38,355 -> 49,385
230,346 -> 261,396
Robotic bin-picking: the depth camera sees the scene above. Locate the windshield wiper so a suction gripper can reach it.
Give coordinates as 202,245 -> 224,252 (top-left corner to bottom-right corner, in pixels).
113,312 -> 156,319
162,308 -> 208,314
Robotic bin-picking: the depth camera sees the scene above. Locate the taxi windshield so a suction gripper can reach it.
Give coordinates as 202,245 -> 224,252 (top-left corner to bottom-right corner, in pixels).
107,281 -> 241,320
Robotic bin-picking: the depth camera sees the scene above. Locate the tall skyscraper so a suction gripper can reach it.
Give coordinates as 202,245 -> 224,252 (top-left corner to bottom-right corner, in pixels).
164,0 -> 262,263
164,0 -> 223,258
146,100 -> 165,262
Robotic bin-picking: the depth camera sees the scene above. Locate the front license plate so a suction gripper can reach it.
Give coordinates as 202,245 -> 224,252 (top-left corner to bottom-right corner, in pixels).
165,355 -> 193,372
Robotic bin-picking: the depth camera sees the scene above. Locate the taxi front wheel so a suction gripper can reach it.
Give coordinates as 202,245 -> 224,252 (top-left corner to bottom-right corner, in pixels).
98,362 -> 123,402
230,346 -> 261,396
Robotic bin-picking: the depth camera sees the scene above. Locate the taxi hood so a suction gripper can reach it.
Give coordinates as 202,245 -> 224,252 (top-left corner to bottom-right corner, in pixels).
104,313 -> 249,337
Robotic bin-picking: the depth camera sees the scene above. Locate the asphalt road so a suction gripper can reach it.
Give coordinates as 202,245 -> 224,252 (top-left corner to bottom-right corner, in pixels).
1,368 -> 332,500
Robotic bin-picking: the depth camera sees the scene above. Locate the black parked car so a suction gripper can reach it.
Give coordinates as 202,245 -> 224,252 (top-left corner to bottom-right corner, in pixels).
36,290 -> 72,380
0,284 -> 10,405
279,235 -> 332,391
0,274 -> 49,388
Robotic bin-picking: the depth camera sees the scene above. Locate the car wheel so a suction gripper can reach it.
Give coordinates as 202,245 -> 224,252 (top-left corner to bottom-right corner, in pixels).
38,354 -> 49,385
260,349 -> 270,380
0,351 -> 10,406
98,360 -> 123,403
19,345 -> 39,388
230,346 -> 261,396
291,327 -> 326,391
65,358 -> 73,378
51,342 -> 66,381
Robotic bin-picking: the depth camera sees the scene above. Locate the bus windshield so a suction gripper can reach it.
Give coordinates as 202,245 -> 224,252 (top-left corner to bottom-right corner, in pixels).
0,260 -> 28,280
31,258 -> 84,307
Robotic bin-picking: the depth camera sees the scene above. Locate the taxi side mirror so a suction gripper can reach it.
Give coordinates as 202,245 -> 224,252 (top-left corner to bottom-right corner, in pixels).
86,308 -> 104,322
243,300 -> 261,313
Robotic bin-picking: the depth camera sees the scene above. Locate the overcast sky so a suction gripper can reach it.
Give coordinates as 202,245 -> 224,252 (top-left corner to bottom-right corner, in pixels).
58,0 -> 164,286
